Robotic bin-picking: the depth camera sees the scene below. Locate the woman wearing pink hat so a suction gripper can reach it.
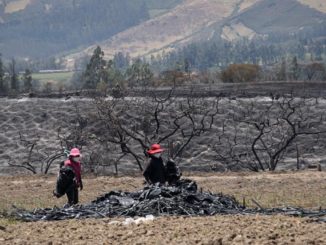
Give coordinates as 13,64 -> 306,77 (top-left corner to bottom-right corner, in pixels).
63,148 -> 83,205
143,144 -> 166,185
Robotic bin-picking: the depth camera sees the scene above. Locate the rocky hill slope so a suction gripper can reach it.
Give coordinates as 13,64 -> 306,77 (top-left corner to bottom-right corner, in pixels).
65,0 -> 326,68
0,0 -> 180,58
1,0 -> 325,66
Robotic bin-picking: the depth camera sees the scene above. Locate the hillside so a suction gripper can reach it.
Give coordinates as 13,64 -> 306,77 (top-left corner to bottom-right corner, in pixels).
65,0 -> 326,68
298,0 -> 326,13
0,0 -> 181,58
65,0 -> 249,67
235,0 -> 326,34
0,0 -> 325,67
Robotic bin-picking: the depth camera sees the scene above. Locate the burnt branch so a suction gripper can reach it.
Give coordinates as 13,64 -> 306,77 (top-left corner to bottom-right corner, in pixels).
215,96 -> 326,171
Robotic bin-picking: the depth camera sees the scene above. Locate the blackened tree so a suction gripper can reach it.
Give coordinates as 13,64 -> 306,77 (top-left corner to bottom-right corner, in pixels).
304,62 -> 326,81
89,88 -> 219,173
8,132 -> 67,174
214,96 -> 326,171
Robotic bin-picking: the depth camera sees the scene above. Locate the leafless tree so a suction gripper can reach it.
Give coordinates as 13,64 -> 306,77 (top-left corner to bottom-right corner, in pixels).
214,96 -> 326,171
89,87 -> 220,172
57,103 -> 89,150
55,102 -> 103,173
8,132 -> 66,174
304,63 -> 326,81
8,102 -> 94,174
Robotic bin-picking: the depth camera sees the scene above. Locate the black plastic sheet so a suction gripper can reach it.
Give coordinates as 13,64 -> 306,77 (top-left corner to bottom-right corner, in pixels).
10,179 -> 326,223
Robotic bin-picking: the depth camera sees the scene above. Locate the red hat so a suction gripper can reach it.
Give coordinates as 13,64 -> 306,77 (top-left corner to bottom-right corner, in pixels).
147,144 -> 164,155
69,148 -> 81,157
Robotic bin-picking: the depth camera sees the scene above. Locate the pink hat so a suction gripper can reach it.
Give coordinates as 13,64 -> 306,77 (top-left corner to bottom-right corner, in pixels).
69,148 -> 81,157
147,144 -> 164,155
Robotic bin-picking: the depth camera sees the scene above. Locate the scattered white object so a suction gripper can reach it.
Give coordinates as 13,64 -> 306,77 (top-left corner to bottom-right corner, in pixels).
122,215 -> 155,225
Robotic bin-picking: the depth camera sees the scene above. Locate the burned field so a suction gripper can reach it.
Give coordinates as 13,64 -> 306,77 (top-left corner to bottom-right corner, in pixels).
1,84 -> 326,175
1,83 -> 326,243
1,172 -> 326,244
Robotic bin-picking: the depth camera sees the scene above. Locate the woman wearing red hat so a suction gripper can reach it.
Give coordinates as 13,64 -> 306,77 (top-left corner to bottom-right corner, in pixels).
143,144 -> 166,185
63,148 -> 83,205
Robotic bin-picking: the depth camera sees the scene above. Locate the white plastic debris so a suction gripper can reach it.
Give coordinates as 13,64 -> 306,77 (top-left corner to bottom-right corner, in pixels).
122,215 -> 155,225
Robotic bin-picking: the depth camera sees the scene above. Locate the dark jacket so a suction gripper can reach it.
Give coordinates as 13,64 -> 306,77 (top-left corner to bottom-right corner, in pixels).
143,156 -> 166,184
64,158 -> 82,187
54,166 -> 75,197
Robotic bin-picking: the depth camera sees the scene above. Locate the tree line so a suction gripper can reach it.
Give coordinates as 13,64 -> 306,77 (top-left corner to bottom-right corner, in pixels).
0,54 -> 33,96
1,45 -> 325,97
72,46 -> 326,92
150,25 -> 326,71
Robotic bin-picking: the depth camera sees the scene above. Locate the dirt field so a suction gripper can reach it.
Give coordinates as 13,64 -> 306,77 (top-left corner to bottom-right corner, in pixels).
0,171 -> 326,244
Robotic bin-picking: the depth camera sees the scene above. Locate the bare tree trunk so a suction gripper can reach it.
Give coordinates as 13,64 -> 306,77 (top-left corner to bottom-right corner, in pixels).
296,144 -> 300,170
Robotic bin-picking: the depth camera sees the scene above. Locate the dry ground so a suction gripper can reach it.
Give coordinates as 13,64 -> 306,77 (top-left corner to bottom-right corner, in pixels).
0,171 -> 326,244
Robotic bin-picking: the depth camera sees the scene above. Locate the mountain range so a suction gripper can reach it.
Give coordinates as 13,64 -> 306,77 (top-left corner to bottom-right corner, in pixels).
0,0 -> 325,68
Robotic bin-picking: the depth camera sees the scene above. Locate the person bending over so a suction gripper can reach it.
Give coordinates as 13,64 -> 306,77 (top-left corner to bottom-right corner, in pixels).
143,144 -> 166,185
54,148 -> 83,206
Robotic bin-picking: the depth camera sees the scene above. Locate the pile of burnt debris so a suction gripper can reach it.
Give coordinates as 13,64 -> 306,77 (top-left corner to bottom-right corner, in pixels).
11,179 -> 326,222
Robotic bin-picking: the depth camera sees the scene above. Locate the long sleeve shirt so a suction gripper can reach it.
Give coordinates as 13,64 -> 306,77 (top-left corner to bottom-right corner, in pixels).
143,156 -> 166,184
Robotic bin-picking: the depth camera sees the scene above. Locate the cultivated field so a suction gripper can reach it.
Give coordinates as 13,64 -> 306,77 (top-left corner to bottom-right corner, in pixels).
0,171 -> 325,244
31,71 -> 74,85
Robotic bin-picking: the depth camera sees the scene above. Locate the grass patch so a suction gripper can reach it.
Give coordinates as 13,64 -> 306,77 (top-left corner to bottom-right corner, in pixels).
31,72 -> 74,84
